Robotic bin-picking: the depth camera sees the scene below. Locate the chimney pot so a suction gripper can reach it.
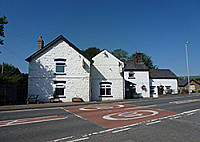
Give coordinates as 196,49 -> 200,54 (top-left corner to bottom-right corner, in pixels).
134,53 -> 143,63
37,36 -> 44,51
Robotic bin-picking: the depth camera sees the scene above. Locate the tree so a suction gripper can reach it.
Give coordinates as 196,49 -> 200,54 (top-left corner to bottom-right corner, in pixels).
112,49 -> 129,59
82,47 -> 101,59
0,15 -> 8,45
0,63 -> 28,85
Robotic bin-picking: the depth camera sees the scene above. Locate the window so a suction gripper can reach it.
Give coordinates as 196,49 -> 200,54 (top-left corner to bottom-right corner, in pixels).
165,86 -> 172,94
100,83 -> 112,96
166,86 -> 171,90
56,88 -> 64,95
56,63 -> 65,73
55,85 -> 65,98
128,72 -> 135,79
150,86 -> 155,93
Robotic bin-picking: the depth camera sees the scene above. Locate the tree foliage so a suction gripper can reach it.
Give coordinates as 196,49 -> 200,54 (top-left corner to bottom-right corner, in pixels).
129,53 -> 158,69
112,49 -> 129,60
82,46 -> 158,69
0,15 -> 8,45
82,47 -> 100,59
0,63 -> 28,85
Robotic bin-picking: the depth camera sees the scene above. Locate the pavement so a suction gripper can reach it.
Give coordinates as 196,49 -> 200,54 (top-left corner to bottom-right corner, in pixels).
0,93 -> 198,111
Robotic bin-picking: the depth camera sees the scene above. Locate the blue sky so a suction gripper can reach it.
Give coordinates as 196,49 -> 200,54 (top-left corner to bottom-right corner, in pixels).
0,0 -> 199,76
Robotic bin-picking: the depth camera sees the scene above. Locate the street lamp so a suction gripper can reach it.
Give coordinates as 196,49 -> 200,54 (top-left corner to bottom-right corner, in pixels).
185,42 -> 190,95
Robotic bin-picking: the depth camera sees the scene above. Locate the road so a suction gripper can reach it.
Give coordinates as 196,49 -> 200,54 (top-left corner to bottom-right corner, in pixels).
0,95 -> 200,142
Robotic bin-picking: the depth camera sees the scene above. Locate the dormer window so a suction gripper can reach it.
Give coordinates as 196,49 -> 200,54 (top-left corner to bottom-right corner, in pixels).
128,72 -> 135,79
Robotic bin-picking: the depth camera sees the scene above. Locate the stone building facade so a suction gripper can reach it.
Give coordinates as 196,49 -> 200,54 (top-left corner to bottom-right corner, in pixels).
26,35 -> 92,102
26,35 -> 178,102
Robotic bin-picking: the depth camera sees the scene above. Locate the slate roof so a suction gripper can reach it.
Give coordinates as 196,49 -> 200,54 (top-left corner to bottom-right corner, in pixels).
178,80 -> 188,87
25,35 -> 93,63
178,79 -> 200,87
122,60 -> 149,71
149,69 -> 178,79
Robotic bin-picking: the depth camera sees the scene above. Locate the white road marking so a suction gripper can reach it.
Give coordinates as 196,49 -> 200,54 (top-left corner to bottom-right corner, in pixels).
0,115 -> 61,123
92,132 -> 98,135
67,137 -> 89,142
169,99 -> 200,104
141,105 -> 157,108
124,105 -> 157,110
112,128 -> 131,133
6,120 -> 18,125
0,107 -> 62,113
103,110 -> 158,120
146,120 -> 161,125
0,116 -> 68,128
51,136 -> 74,142
187,113 -> 195,116
79,104 -> 124,111
49,108 -> 200,142
173,116 -> 182,119
124,106 -> 142,110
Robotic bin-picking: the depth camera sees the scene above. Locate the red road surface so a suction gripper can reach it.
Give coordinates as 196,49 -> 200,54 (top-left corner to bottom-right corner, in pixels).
66,103 -> 177,129
0,116 -> 67,127
170,99 -> 200,104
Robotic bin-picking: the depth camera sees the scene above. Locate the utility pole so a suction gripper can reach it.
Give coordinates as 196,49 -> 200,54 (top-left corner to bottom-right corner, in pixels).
185,42 -> 190,95
1,62 -> 4,75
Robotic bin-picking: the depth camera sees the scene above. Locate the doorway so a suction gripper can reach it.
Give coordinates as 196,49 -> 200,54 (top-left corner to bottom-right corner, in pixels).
157,86 -> 163,95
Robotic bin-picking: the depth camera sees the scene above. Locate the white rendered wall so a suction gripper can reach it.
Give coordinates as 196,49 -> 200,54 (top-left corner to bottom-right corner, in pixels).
91,50 -> 124,101
124,71 -> 150,98
150,79 -> 178,96
28,40 -> 91,102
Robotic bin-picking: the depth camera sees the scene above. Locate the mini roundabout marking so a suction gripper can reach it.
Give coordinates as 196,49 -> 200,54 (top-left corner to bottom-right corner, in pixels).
79,104 -> 124,111
103,110 -> 158,120
66,103 -> 178,129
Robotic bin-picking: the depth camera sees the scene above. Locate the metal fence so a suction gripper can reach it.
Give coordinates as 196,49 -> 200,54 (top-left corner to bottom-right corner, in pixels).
0,84 -> 27,105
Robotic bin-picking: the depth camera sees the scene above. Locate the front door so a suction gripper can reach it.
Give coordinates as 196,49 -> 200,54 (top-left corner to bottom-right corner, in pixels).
157,86 -> 163,95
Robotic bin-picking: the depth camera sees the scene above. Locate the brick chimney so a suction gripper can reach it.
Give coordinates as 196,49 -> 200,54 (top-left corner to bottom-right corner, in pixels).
37,36 -> 44,51
134,53 -> 143,63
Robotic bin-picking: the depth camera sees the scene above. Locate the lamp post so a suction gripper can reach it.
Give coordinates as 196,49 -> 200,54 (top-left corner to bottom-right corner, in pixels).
185,42 -> 190,95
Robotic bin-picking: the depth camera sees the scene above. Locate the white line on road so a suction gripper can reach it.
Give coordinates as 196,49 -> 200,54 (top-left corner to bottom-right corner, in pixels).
0,115 -> 61,123
0,116 -> 68,128
67,137 -> 89,142
112,128 -> 131,133
146,120 -> 161,125
173,116 -> 182,119
49,136 -> 74,142
0,107 -> 62,113
125,105 -> 157,110
187,113 -> 195,116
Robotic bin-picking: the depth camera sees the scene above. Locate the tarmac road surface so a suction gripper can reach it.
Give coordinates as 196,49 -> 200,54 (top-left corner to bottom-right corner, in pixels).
0,95 -> 200,142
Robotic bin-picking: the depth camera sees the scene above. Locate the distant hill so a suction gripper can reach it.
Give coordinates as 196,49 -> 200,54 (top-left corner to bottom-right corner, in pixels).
178,75 -> 200,81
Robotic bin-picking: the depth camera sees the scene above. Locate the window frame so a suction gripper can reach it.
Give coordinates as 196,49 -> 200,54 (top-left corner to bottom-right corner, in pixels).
55,59 -> 66,75
99,82 -> 112,97
128,72 -> 135,79
56,64 -> 65,73
55,85 -> 65,98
